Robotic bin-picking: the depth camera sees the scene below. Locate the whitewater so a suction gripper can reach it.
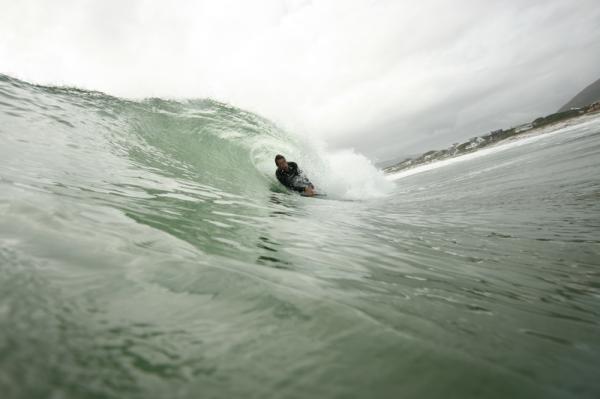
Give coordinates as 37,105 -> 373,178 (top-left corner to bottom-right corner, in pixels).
1,74 -> 599,399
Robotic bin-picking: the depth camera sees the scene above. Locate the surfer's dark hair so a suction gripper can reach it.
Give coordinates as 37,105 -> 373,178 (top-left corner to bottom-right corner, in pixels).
274,154 -> 285,164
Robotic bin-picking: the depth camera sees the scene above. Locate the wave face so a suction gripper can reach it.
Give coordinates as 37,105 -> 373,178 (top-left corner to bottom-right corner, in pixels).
1,74 -> 600,398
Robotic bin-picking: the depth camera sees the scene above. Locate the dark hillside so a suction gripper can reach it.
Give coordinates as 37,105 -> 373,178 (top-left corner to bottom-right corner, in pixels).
559,77 -> 600,111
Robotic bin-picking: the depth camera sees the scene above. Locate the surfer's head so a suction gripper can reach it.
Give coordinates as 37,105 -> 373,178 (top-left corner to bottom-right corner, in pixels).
275,154 -> 288,171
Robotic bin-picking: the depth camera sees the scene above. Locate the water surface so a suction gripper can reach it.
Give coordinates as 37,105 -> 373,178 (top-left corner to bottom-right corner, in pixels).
1,74 -> 599,398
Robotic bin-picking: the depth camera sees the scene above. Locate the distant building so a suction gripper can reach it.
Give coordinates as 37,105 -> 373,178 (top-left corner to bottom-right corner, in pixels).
515,123 -> 533,133
465,136 -> 485,150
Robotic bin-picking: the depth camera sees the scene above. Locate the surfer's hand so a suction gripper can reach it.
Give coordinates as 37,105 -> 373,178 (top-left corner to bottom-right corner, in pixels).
304,186 -> 315,196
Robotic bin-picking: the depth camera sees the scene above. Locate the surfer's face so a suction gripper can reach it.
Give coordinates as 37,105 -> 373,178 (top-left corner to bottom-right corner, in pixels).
276,158 -> 288,171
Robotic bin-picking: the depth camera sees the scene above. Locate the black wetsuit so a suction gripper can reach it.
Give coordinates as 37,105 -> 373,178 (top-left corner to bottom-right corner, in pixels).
276,162 -> 313,193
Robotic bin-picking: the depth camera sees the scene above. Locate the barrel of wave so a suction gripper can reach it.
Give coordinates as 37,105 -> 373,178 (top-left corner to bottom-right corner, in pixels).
129,97 -> 391,202
129,98 -> 290,199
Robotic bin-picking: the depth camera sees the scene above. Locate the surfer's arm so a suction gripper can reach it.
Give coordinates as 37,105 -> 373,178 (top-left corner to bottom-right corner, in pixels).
292,185 -> 308,193
276,172 -> 290,189
276,172 -> 303,192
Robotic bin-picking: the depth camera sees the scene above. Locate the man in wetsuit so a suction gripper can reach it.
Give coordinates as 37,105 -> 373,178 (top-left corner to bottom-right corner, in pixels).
275,154 -> 316,196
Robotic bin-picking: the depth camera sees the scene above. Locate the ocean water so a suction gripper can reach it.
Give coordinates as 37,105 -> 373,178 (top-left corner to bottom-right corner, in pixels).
1,74 -> 599,399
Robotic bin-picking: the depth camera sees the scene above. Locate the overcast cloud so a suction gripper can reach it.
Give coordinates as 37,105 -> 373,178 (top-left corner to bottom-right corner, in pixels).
1,0 -> 599,161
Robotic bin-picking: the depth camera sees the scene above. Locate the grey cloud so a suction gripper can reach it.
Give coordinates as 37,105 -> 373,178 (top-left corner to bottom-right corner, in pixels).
0,0 -> 599,162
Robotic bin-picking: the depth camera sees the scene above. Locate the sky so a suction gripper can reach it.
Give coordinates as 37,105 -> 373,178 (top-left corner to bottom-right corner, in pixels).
1,0 -> 600,162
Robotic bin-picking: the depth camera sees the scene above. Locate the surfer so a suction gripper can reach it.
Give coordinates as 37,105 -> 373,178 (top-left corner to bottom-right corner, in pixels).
275,154 -> 316,196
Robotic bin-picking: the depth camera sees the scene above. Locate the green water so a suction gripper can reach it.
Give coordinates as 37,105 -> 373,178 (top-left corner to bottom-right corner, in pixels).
1,74 -> 599,398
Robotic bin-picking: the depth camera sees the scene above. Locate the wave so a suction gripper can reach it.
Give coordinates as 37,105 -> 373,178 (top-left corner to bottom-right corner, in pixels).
0,73 -> 390,201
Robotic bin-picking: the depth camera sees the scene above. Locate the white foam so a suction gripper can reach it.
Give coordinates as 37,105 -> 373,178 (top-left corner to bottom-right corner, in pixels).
263,133 -> 393,200
310,147 -> 394,200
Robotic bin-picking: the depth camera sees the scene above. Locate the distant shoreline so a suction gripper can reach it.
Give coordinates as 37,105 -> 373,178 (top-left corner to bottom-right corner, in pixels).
383,104 -> 600,175
385,112 -> 600,181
